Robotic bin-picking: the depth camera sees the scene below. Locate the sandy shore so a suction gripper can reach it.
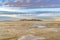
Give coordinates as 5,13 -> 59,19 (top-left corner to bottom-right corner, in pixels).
0,21 -> 60,40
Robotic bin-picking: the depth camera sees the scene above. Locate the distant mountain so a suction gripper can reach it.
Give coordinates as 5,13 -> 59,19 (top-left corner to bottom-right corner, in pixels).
20,19 -> 43,21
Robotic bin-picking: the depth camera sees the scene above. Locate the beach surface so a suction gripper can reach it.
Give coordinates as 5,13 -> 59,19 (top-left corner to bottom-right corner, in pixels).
0,21 -> 60,40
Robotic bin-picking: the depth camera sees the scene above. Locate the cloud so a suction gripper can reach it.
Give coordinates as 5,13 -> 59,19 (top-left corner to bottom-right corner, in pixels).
37,13 -> 56,16
0,7 -> 18,12
0,7 -> 60,13
0,14 -> 35,19
1,0 -> 60,8
0,13 -> 60,21
0,7 -> 60,21
0,14 -> 19,18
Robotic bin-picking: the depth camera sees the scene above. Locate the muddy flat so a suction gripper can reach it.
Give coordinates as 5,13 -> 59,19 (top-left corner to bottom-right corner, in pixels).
0,21 -> 60,40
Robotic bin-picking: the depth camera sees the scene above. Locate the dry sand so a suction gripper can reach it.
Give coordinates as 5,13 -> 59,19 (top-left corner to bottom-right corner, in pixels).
0,21 -> 60,40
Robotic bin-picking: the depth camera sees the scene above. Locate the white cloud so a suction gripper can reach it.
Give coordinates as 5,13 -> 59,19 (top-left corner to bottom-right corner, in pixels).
0,14 -> 19,18
1,7 -> 60,13
0,14 -> 35,19
37,13 -> 58,16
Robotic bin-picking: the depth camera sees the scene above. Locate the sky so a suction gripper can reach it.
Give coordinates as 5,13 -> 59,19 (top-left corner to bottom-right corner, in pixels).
0,0 -> 60,8
0,0 -> 60,21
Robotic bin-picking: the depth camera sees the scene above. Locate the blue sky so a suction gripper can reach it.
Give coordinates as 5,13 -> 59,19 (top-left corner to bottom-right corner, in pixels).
0,0 -> 60,21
